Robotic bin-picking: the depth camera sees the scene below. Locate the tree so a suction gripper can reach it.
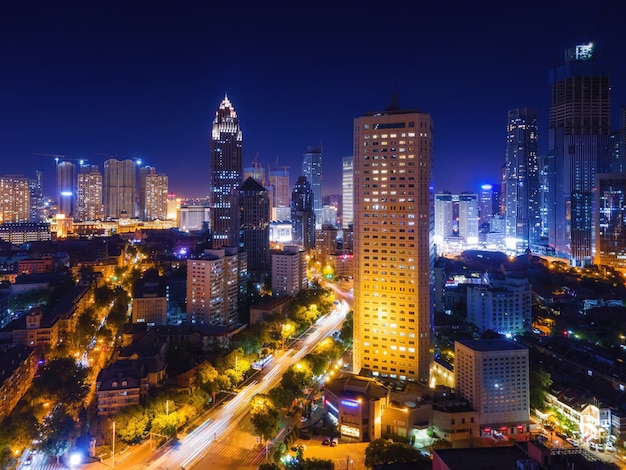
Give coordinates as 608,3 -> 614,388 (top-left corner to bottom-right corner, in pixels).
31,357 -> 90,409
40,406 -> 79,463
364,438 -> 427,468
114,405 -> 149,443
529,366 -> 553,410
340,311 -> 353,343
250,408 -> 280,441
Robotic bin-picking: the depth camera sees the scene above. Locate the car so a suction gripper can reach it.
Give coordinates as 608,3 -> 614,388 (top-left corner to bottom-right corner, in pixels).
597,443 -> 604,452
566,438 -> 579,447
589,441 -> 597,451
605,442 -> 616,452
24,455 -> 32,466
330,437 -> 339,447
322,438 -> 330,446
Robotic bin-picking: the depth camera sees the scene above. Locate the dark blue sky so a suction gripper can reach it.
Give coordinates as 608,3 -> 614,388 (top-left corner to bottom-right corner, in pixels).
1,1 -> 625,198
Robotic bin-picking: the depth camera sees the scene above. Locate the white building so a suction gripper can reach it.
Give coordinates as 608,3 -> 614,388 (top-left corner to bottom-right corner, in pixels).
466,274 -> 531,337
271,245 -> 306,297
342,156 -> 354,229
455,338 -> 529,436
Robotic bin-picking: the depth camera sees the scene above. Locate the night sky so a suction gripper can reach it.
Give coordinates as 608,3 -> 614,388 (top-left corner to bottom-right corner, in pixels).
1,1 -> 625,198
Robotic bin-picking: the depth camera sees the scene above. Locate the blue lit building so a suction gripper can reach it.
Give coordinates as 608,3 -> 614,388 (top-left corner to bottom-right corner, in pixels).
302,146 -> 322,229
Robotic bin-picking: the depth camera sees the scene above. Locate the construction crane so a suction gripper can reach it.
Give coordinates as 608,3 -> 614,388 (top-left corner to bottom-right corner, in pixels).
33,153 -> 88,166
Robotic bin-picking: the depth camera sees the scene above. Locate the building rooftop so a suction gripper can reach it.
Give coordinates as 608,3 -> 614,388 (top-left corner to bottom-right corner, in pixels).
457,338 -> 527,352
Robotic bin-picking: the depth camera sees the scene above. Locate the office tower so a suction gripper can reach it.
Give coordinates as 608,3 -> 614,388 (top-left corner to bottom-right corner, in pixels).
610,106 -> 626,173
434,192 -> 454,253
302,146 -> 322,228
291,176 -> 315,251
271,245 -> 307,296
353,102 -> 433,383
187,247 -> 245,325
145,174 -> 168,220
209,95 -> 243,248
479,184 -> 494,228
238,177 -> 270,284
455,339 -> 529,433
314,225 -> 338,267
269,167 -> 290,221
491,183 -> 502,217
342,156 -> 354,229
104,159 -> 137,220
29,171 -> 44,222
500,164 -> 507,216
243,165 -> 266,186
458,192 -> 479,244
75,164 -> 103,222
504,108 -> 540,254
547,42 -> 611,266
595,173 -> 626,271
56,160 -> 76,218
0,175 -> 30,223
466,274 -> 532,336
138,165 -> 156,220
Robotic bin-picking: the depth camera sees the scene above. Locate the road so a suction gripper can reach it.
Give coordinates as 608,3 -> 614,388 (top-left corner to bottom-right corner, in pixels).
143,302 -> 349,470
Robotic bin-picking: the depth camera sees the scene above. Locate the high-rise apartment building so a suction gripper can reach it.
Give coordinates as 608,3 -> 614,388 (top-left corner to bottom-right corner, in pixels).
271,245 -> 307,296
238,177 -> 270,284
353,103 -> 433,383
458,193 -> 479,244
504,108 -> 540,254
342,156 -> 354,229
291,176 -> 315,252
0,175 -> 30,223
455,339 -> 529,434
186,247 -> 245,325
269,167 -> 290,221
595,173 -> 626,272
138,165 -> 156,220
302,146 -> 322,229
547,42 -> 611,266
209,95 -> 243,248
56,161 -> 76,218
75,165 -> 103,222
104,159 -> 137,220
145,174 -> 168,221
29,171 -> 44,222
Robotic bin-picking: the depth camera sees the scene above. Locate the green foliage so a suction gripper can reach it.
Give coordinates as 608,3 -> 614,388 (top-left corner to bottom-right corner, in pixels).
31,357 -> 90,409
281,366 -> 311,395
114,404 -> 150,443
268,386 -> 293,409
0,409 -> 38,451
340,311 -> 353,343
364,438 -> 428,468
250,402 -> 280,441
529,362 -> 553,410
40,406 -> 79,460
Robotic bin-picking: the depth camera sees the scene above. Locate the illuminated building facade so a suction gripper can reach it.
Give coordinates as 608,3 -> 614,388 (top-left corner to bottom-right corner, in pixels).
238,177 -> 270,283
342,156 -> 354,229
455,339 -> 529,436
209,95 -> 243,248
595,173 -> 626,271
139,165 -> 156,220
504,108 -> 540,254
458,193 -> 479,244
0,175 -> 30,223
104,159 -> 137,220
145,173 -> 168,221
291,176 -> 315,251
56,160 -> 76,217
269,167 -> 290,221
302,146 -> 323,229
271,245 -> 306,297
353,103 -> 433,383
76,164 -> 103,222
547,43 -> 611,266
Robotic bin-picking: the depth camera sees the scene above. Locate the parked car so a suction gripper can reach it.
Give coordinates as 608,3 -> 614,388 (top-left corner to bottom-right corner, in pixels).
589,441 -> 597,451
322,438 -> 330,446
566,438 -> 579,447
330,437 -> 339,447
597,443 -> 604,452
605,442 -> 616,452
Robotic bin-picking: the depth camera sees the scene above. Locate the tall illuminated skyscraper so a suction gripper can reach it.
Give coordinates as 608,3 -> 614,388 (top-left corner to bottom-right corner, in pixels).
291,176 -> 315,252
0,175 -> 30,223
56,160 -> 76,218
353,101 -> 433,383
104,159 -> 137,220
139,165 -> 156,220
238,177 -> 270,284
547,43 -> 611,265
504,108 -> 539,254
269,167 -> 290,220
210,95 -> 243,248
342,156 -> 354,229
302,146 -> 322,229
145,174 -> 168,220
76,164 -> 103,222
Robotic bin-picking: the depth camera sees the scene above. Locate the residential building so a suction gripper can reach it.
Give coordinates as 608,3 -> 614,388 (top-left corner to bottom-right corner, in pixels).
0,344 -> 35,420
547,42 -> 611,266
209,95 -> 243,248
302,146 -> 322,228
131,273 -> 167,325
353,100 -> 434,383
342,156 -> 354,229
504,108 -> 540,254
0,175 -> 30,223
56,160 -> 76,218
75,164 -> 103,222
458,193 -> 479,244
271,245 -> 306,297
138,165 -> 156,219
594,173 -> 626,272
145,173 -> 168,221
104,158 -> 137,220
454,338 -> 529,436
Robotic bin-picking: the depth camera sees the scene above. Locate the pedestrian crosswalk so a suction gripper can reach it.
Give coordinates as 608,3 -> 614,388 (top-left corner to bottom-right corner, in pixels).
205,440 -> 259,464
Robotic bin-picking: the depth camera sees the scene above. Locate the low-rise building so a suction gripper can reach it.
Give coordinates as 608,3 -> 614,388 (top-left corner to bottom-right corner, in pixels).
0,344 -> 34,420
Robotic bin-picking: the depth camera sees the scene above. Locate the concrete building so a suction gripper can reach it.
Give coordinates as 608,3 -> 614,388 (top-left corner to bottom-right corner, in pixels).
104,159 -> 137,220
302,146 -> 323,229
131,274 -> 167,325
271,245 -> 306,297
75,164 -> 103,222
353,100 -> 434,383
0,344 -> 34,420
342,156 -> 354,229
145,173 -> 168,221
0,175 -> 31,223
454,338 -> 529,437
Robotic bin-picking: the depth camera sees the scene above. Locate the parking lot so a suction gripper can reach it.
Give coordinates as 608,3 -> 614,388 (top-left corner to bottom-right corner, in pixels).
292,437 -> 369,470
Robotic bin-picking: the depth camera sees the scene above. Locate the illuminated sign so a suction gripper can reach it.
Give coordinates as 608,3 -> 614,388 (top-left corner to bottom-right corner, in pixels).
341,425 -> 360,438
341,400 -> 359,408
481,184 -> 493,191
575,42 -> 593,60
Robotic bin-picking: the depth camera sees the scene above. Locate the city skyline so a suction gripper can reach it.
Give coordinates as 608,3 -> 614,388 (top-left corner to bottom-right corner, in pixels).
1,2 -> 626,198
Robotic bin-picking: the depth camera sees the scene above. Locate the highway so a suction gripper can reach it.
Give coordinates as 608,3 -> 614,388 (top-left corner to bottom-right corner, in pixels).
144,300 -> 349,470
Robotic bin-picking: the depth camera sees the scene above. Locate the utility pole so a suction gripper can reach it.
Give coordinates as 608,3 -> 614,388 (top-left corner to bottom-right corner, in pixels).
112,421 -> 115,467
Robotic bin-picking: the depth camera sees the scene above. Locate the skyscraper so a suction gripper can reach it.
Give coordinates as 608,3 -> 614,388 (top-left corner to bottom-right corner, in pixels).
209,95 -> 243,248
269,167 -> 290,221
56,160 -> 76,218
76,164 -> 103,222
302,146 -> 322,229
342,156 -> 354,229
504,108 -> 540,254
291,176 -> 315,252
104,159 -> 137,220
238,176 -> 270,284
0,175 -> 30,223
594,173 -> 626,271
145,173 -> 168,220
138,165 -> 156,220
547,42 -> 611,266
353,102 -> 433,383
